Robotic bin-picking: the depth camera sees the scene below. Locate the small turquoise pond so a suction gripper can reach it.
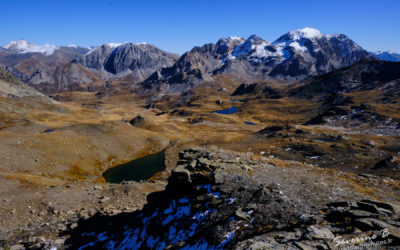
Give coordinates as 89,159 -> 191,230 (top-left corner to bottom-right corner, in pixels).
102,151 -> 165,183
214,107 -> 238,114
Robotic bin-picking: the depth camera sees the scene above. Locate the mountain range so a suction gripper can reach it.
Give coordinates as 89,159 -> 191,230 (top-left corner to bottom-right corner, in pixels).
144,28 -> 374,88
370,50 -> 400,62
1,28 -> 399,94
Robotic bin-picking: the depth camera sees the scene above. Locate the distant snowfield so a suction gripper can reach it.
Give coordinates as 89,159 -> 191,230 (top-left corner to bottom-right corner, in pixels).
288,27 -> 324,40
4,39 -> 57,56
371,50 -> 400,62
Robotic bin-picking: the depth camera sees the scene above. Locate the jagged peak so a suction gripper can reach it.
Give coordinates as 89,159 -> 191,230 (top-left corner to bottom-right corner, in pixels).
290,27 -> 323,40
246,34 -> 267,44
217,35 -> 244,43
231,35 -> 269,59
85,42 -> 152,55
326,33 -> 349,40
228,36 -> 245,41
105,42 -> 124,48
216,36 -> 245,53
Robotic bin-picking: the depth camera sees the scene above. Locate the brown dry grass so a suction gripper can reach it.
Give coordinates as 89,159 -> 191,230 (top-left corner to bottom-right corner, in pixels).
1,79 -> 399,186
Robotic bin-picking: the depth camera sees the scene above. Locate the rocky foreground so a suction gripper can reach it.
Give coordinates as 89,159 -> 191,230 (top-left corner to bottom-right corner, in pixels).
52,147 -> 400,249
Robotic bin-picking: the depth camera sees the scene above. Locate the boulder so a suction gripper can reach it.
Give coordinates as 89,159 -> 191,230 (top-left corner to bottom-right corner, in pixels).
356,201 -> 378,213
306,226 -> 334,240
129,115 -> 145,126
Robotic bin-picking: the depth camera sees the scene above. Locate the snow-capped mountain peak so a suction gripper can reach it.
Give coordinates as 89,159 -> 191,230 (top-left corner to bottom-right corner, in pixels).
104,42 -> 147,48
85,42 -> 151,56
215,36 -> 246,62
273,27 -> 323,44
216,36 -> 245,49
289,27 -> 323,40
232,35 -> 269,58
246,34 -> 268,45
4,39 -> 57,56
228,36 -> 244,41
106,43 -> 123,48
216,27 -> 369,67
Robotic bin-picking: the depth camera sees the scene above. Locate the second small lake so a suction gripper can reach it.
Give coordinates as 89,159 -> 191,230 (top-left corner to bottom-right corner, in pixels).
214,107 -> 238,115
314,137 -> 339,143
102,151 -> 165,183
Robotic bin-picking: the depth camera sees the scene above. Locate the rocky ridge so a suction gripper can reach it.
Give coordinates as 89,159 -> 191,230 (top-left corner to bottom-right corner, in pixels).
291,59 -> 400,98
0,67 -> 50,100
62,147 -> 400,249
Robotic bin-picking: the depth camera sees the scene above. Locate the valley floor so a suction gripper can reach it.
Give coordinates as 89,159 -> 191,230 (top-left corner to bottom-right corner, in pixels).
0,80 -> 399,248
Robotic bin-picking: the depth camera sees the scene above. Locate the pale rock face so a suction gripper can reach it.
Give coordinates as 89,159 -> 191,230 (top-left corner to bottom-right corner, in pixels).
232,35 -> 270,60
75,43 -> 179,81
285,27 -> 324,40
216,36 -> 246,62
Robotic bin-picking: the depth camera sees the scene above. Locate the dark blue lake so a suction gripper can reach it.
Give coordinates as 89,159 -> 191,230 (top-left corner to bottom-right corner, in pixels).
102,151 -> 165,183
214,107 -> 238,114
244,122 -> 256,125
314,137 -> 339,143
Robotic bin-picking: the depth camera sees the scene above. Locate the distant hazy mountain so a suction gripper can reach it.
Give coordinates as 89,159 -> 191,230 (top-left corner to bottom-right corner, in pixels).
0,40 -> 97,93
3,39 -> 89,56
370,51 -> 400,62
4,39 -> 58,55
74,43 -> 179,82
1,39 -> 179,92
143,27 -> 372,89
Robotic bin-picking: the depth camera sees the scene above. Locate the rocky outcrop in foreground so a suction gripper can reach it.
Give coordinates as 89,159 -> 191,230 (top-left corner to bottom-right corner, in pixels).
63,147 -> 400,249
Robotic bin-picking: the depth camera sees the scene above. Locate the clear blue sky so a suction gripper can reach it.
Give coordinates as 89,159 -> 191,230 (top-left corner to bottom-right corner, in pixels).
1,0 -> 399,54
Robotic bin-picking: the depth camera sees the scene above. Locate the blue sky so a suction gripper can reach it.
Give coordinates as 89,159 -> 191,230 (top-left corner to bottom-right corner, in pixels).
1,0 -> 399,54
